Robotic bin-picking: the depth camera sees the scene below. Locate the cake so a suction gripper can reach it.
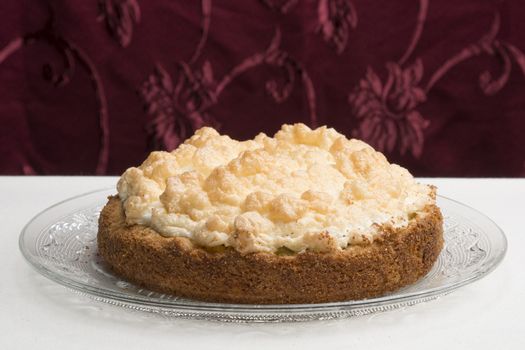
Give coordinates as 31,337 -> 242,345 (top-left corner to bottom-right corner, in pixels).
98,123 -> 443,304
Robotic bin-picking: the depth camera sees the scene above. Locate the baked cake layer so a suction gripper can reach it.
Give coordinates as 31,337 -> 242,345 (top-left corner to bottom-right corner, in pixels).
98,196 -> 443,304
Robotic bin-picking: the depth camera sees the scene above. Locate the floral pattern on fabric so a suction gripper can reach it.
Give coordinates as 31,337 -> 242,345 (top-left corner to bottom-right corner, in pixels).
98,0 -> 141,47
348,1 -> 525,159
0,0 -> 524,176
349,60 -> 427,157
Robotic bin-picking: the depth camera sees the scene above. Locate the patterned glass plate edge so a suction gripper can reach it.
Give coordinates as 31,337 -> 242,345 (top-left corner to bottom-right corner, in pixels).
19,188 -> 507,322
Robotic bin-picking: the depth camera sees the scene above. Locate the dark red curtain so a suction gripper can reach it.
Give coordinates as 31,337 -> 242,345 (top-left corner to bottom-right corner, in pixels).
1,0 -> 524,176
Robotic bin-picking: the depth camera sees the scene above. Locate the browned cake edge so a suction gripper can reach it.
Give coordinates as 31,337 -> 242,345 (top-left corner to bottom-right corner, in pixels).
97,196 -> 444,304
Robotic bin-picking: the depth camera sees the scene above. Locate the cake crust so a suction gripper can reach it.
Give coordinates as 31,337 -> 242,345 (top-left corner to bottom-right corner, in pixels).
97,196 -> 443,304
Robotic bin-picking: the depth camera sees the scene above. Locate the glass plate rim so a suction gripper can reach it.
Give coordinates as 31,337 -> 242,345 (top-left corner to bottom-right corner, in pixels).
19,187 -> 508,313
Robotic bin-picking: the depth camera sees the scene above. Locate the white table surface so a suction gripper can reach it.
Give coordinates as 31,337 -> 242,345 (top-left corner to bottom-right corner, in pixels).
1,176 -> 524,349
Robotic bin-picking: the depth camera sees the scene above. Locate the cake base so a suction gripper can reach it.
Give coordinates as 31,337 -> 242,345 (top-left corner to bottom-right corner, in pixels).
97,197 -> 443,304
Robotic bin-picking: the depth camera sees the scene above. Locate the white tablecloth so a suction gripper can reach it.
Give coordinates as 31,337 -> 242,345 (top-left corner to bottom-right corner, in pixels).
1,177 -> 523,349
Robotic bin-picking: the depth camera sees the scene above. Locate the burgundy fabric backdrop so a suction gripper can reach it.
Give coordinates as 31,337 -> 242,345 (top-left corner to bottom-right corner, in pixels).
1,0 -> 524,176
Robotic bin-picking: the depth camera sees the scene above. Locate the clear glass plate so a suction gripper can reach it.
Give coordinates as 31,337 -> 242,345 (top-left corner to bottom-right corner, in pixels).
19,188 -> 507,322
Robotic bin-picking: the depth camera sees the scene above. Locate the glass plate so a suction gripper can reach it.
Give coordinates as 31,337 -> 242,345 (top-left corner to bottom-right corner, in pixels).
19,188 -> 507,322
